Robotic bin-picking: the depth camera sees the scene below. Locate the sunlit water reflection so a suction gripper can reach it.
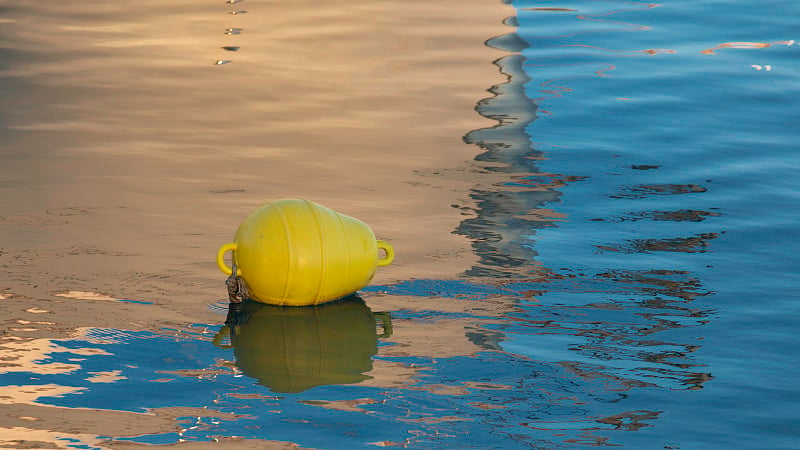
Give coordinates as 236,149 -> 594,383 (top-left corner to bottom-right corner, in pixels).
2,0 -> 799,448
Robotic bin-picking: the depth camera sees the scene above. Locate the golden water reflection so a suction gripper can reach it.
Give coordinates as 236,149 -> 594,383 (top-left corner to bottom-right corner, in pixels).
0,0 -> 514,312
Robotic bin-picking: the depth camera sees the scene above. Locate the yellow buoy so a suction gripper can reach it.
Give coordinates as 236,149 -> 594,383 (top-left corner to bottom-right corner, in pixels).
216,198 -> 394,306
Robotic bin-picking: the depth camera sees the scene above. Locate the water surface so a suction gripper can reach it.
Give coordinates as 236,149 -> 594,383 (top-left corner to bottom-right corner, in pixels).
1,0 -> 799,448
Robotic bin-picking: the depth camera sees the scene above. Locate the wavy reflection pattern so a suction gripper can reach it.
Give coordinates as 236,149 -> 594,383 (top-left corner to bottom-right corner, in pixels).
382,0 -> 720,445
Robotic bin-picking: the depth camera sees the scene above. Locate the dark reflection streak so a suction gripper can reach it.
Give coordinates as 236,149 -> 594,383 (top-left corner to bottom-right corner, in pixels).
597,209 -> 721,223
595,233 -> 719,254
598,270 -> 711,301
217,1 -> 245,63
457,27 -> 579,278
610,183 -> 708,199
522,8 -> 578,12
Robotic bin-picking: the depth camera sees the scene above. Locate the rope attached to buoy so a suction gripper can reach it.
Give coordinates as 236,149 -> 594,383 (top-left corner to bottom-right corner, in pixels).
225,262 -> 251,304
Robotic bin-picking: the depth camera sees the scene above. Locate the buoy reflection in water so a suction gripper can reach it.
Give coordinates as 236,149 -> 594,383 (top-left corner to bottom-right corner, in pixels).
214,296 -> 391,393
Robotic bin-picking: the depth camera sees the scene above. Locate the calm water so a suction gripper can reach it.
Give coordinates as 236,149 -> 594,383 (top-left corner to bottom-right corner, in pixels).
2,0 -> 799,448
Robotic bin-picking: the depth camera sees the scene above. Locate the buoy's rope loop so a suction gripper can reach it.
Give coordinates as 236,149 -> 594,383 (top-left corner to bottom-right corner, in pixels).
226,261 -> 251,304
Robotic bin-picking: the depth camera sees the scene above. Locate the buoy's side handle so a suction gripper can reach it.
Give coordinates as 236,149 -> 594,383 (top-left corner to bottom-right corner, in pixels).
217,242 -> 241,276
376,240 -> 395,267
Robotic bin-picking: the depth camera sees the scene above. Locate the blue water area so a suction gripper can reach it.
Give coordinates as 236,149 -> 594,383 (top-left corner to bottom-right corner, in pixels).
7,0 -> 800,448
